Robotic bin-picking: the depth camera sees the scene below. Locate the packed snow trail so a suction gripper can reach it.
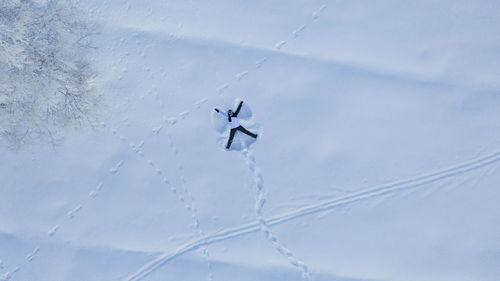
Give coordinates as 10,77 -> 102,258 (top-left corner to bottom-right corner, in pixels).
242,149 -> 312,281
123,150 -> 500,281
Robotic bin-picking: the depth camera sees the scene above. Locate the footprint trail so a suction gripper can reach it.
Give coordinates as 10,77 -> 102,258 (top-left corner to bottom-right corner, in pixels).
122,150 -> 500,281
115,127 -> 215,281
242,149 -> 312,280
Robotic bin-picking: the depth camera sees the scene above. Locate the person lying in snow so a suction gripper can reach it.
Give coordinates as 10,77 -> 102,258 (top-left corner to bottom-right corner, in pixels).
214,101 -> 258,149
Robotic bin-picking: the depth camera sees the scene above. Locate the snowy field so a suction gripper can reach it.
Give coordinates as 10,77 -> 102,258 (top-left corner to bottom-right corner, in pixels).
1,1 -> 500,281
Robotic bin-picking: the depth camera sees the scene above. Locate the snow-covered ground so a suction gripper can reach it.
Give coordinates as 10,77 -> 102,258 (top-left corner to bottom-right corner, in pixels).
1,1 -> 500,280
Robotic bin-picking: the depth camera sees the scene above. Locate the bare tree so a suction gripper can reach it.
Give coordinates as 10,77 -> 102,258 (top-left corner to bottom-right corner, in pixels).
0,0 -> 101,149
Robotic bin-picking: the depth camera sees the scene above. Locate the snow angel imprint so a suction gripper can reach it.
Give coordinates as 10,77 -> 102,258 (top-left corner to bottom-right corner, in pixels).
213,100 -> 258,150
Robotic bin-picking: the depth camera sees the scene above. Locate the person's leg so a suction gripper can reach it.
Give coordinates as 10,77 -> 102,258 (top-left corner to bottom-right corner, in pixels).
237,126 -> 257,138
226,128 -> 237,149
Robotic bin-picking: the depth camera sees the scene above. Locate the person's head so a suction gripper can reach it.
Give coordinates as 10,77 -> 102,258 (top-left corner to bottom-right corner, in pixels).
227,110 -> 233,117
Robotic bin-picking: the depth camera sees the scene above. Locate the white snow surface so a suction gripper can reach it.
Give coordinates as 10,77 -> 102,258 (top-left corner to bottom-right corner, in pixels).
1,1 -> 500,281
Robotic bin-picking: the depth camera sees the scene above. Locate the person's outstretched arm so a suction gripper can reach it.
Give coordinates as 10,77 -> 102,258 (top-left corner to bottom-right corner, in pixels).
214,108 -> 227,119
233,101 -> 243,117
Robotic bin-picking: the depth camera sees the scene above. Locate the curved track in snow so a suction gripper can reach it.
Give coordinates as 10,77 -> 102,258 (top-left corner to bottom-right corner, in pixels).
124,150 -> 500,281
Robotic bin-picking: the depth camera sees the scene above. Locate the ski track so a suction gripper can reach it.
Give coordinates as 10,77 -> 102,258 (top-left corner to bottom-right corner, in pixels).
242,149 -> 311,281
123,150 -> 500,281
116,127 -> 215,281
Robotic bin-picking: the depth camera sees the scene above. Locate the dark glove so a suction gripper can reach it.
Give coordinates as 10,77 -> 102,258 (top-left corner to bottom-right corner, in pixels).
214,108 -> 219,112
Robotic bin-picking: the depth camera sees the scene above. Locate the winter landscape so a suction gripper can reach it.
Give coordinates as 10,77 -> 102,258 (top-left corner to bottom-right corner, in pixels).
1,0 -> 500,281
